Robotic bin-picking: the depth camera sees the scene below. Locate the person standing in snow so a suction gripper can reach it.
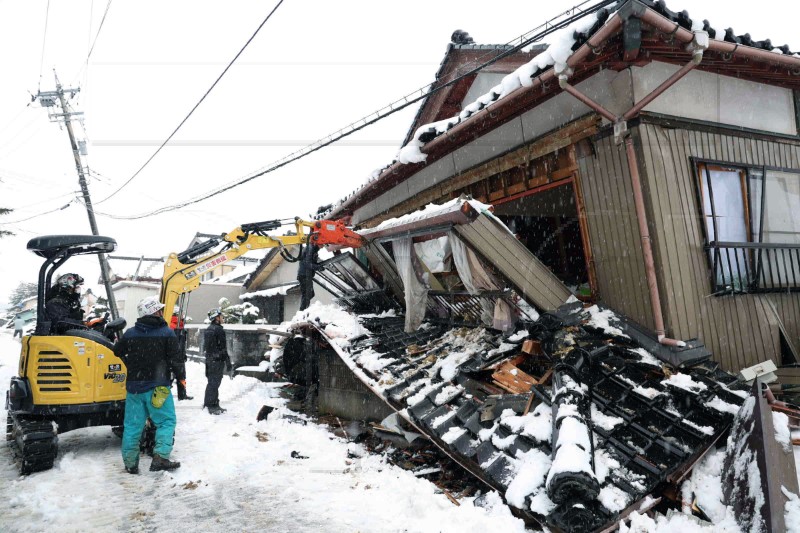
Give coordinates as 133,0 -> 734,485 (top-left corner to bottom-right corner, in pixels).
203,307 -> 231,415
168,305 -> 193,401
114,296 -> 184,474
13,314 -> 24,338
297,243 -> 320,311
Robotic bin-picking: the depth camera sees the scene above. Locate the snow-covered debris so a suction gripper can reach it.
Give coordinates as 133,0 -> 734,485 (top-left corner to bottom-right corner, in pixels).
240,282 -> 298,300
661,372 -> 708,393
585,304 -> 629,338
773,411 -> 792,453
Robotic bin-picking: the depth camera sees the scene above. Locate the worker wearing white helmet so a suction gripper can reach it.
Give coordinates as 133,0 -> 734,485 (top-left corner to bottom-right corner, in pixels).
113,296 -> 184,474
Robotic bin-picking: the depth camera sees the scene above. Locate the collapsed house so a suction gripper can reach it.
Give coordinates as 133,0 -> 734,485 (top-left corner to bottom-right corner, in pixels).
329,0 -> 800,375
270,0 -> 800,530
272,200 -> 798,531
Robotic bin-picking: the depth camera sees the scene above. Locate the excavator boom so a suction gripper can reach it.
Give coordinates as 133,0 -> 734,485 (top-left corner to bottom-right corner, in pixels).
160,218 -> 363,325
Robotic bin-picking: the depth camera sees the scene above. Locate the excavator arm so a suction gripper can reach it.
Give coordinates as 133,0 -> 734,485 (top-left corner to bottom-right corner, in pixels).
160,217 -> 364,325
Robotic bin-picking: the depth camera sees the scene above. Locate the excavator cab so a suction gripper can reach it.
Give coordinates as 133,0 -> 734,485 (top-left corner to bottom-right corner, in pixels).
5,235 -> 128,474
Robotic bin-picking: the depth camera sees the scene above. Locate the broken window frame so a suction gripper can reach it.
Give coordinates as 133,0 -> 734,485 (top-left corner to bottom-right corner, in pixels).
692,158 -> 800,294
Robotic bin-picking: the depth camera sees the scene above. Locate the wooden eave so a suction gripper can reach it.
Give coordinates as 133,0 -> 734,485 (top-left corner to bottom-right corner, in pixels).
332,3 -> 800,219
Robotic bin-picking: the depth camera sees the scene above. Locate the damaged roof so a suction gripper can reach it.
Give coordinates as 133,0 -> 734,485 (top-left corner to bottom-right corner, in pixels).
328,0 -> 800,220
274,199 -> 770,531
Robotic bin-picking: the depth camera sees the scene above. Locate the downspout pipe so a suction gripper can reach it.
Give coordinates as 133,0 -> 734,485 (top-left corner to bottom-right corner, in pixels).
557,30 -> 709,347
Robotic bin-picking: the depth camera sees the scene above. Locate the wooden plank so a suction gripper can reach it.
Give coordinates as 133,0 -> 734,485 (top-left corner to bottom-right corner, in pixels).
455,214 -> 571,308
680,128 -> 719,352
776,367 -> 800,386
657,126 -> 694,338
604,134 -> 639,321
670,127 -> 706,339
639,124 -> 682,337
491,362 -> 536,394
454,222 -> 568,310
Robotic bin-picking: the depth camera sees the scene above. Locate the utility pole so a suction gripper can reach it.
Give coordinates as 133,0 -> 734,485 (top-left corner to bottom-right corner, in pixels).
35,71 -> 119,319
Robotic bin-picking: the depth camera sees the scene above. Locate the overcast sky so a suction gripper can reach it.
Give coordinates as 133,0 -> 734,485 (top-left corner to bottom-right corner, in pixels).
1,0 -> 798,309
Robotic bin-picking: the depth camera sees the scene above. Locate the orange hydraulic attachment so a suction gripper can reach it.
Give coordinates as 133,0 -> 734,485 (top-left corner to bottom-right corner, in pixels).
309,219 -> 366,249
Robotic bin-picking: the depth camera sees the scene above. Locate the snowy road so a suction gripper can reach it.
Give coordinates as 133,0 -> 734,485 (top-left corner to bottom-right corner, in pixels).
0,332 -> 527,533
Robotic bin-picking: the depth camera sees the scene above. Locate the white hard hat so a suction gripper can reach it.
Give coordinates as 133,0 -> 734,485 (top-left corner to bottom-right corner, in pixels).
137,296 -> 166,318
173,305 -> 180,314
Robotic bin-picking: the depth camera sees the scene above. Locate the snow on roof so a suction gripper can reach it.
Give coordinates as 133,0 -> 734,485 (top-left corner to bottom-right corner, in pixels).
111,280 -> 160,290
332,0 -> 800,217
240,282 -> 299,300
205,262 -> 258,284
370,197 -> 492,233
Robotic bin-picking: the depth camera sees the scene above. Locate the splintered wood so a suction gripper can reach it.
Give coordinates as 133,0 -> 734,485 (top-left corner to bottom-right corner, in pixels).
491,361 -> 538,394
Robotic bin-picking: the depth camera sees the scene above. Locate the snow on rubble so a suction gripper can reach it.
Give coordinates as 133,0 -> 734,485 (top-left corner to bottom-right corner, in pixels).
0,331 -> 527,533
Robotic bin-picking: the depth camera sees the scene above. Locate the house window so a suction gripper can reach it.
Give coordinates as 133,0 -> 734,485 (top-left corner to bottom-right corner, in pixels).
696,161 -> 800,293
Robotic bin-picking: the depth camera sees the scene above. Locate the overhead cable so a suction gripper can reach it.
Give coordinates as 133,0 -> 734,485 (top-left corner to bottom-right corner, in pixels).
86,0 -> 113,61
94,0 -> 286,205
94,0 -> 614,221
38,0 -> 51,92
0,200 -> 74,225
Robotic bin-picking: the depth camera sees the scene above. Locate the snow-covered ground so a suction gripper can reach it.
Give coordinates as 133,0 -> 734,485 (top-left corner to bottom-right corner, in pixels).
0,330 -> 526,533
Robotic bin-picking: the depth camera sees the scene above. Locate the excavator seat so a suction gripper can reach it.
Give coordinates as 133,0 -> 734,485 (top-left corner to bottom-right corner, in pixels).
27,235 -> 116,259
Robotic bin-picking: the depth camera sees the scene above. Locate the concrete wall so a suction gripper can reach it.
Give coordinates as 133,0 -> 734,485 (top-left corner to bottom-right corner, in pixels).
353,68 -> 630,224
630,62 -> 797,136
190,325 -> 269,367
318,349 -> 393,422
353,62 -> 797,226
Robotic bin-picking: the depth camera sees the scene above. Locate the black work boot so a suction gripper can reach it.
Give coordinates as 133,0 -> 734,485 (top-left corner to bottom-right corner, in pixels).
207,405 -> 224,415
125,464 -> 139,475
150,454 -> 181,471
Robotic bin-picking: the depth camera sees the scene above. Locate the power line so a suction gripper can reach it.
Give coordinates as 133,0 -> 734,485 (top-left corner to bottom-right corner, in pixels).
94,0 -> 613,221
0,200 -> 75,224
86,0 -> 112,61
38,0 -> 51,92
94,0 -> 286,205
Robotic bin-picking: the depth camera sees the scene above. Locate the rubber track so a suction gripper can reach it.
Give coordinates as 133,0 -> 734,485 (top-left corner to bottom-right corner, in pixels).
7,414 -> 59,475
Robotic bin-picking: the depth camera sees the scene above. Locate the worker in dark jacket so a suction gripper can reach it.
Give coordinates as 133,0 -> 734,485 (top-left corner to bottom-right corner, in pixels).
203,308 -> 231,415
114,296 -> 185,474
298,243 -> 320,311
168,305 -> 193,401
46,273 -> 85,334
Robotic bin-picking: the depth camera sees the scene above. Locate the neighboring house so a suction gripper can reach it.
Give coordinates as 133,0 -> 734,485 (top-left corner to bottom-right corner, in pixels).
242,247 -> 335,323
17,295 -> 38,313
329,0 -> 800,373
111,280 -> 160,329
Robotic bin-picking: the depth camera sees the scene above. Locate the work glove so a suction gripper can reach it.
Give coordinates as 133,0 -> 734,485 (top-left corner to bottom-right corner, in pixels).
177,379 -> 193,401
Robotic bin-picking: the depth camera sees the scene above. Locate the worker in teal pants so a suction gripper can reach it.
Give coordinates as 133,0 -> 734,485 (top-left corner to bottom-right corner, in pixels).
114,296 -> 185,474
121,392 -> 177,469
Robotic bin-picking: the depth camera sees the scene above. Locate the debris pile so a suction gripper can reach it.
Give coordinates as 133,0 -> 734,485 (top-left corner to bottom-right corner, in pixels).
281,301 -> 775,531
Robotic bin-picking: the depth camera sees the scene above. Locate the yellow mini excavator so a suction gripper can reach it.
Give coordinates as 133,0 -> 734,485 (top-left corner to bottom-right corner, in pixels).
5,235 -> 127,475
5,219 -> 363,475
